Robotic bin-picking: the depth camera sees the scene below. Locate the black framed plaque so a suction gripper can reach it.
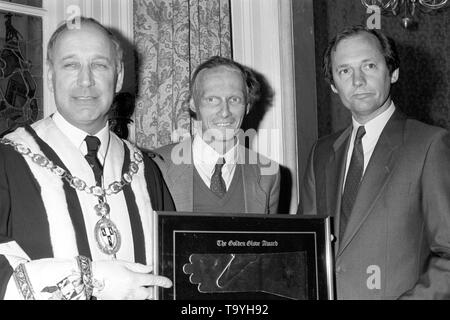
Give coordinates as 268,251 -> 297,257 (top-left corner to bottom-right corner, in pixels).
153,212 -> 334,300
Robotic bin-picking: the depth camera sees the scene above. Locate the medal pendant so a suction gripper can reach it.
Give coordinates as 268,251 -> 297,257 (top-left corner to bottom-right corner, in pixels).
94,217 -> 121,256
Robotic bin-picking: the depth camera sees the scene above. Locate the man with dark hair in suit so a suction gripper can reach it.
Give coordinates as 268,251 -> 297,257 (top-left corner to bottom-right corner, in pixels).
153,56 -> 280,214
0,17 -> 173,300
299,25 -> 450,299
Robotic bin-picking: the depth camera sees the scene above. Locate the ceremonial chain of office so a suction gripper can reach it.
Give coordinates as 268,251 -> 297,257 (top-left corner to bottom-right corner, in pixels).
0,138 -> 143,198
0,137 -> 145,257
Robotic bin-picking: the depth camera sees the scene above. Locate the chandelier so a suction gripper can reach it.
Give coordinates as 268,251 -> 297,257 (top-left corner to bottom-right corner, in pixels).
361,0 -> 449,28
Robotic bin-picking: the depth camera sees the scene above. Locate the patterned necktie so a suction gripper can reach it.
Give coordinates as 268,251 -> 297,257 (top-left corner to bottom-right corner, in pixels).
210,158 -> 226,198
84,135 -> 103,186
340,126 -> 366,241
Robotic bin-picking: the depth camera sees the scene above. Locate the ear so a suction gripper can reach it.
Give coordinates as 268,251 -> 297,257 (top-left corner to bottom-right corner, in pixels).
115,62 -> 124,93
390,68 -> 399,84
245,103 -> 250,115
46,62 -> 55,93
189,98 -> 197,114
331,84 -> 338,94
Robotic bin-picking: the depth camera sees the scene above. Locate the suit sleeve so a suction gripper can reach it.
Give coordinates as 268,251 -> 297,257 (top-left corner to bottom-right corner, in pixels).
298,142 -> 318,216
400,130 -> 450,299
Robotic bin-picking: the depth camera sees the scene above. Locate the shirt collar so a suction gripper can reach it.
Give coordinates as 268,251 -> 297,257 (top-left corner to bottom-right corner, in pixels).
351,101 -> 396,141
193,133 -> 239,175
52,111 -> 110,159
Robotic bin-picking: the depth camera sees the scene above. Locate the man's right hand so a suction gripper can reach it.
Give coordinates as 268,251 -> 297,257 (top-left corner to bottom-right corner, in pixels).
92,260 -> 172,300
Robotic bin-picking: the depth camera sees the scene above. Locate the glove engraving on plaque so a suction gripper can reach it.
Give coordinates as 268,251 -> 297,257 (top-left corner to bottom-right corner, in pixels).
182,252 -> 308,299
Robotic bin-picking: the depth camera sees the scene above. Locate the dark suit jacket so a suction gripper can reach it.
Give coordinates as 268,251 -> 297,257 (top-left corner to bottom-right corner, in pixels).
299,110 -> 450,299
152,138 -> 280,214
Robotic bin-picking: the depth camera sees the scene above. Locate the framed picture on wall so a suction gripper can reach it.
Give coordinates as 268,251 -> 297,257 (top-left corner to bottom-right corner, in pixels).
153,212 -> 334,300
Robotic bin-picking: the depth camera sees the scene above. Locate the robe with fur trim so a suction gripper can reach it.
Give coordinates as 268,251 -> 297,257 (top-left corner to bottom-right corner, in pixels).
0,118 -> 174,299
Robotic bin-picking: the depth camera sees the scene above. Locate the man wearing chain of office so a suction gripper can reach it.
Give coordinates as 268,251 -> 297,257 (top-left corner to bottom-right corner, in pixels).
0,17 -> 174,300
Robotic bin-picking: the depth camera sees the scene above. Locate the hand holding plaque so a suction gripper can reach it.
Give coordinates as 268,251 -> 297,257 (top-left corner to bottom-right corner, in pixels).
182,252 -> 308,299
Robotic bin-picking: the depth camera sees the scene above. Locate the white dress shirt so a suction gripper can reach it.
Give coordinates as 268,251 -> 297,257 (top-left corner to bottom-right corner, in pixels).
192,133 -> 239,190
52,111 -> 110,164
343,102 -> 396,188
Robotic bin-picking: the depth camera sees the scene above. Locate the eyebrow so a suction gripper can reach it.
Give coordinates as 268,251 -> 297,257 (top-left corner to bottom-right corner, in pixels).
60,54 -> 77,61
60,54 -> 112,62
335,58 -> 377,69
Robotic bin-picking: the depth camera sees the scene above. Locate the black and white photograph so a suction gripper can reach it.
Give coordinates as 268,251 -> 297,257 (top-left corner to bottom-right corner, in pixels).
0,0 -> 448,312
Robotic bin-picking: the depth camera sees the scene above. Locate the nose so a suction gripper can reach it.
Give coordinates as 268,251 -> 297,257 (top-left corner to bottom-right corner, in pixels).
77,65 -> 95,87
219,100 -> 231,117
352,69 -> 366,87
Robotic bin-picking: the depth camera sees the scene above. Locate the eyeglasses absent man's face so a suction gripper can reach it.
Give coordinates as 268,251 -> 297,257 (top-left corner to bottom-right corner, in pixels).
47,23 -> 123,134
192,66 -> 249,145
330,32 -> 398,124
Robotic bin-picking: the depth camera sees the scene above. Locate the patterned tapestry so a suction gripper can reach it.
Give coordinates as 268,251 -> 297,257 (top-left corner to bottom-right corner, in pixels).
133,0 -> 232,150
313,0 -> 450,137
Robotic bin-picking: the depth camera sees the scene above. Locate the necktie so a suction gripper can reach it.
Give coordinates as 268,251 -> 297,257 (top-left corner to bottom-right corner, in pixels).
84,135 -> 103,186
340,126 -> 366,241
210,158 -> 226,198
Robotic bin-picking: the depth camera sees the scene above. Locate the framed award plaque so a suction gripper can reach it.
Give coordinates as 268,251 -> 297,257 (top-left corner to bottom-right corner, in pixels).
153,212 -> 334,300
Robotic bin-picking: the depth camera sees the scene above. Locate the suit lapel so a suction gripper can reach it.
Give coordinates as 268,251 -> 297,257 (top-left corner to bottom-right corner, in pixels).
338,111 -> 406,256
237,145 -> 265,213
326,127 -> 352,243
165,139 -> 193,211
242,163 -> 266,213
